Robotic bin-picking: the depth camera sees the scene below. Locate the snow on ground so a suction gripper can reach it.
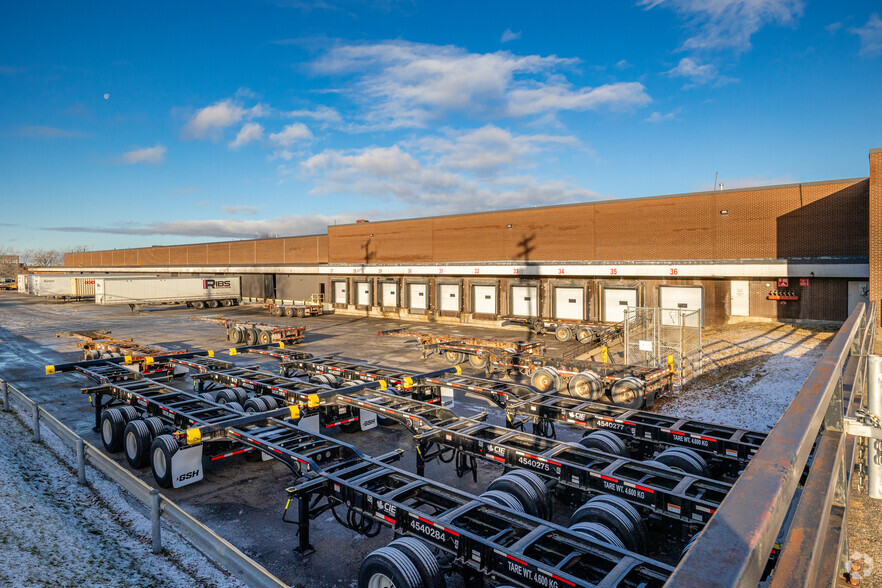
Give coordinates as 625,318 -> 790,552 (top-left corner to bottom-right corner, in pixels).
0,397 -> 247,588
655,322 -> 836,431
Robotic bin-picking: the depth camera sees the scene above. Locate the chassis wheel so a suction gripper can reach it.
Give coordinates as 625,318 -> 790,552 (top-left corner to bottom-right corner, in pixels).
221,299 -> 233,307
576,327 -> 594,343
101,408 -> 127,453
468,353 -> 488,369
579,430 -> 629,457
609,377 -> 645,409
124,419 -> 153,468
479,489 -> 525,512
530,367 -> 562,393
284,306 -> 295,317
571,495 -> 648,554
569,521 -> 626,550
554,325 -> 573,342
567,371 -> 603,400
150,434 -> 179,489
358,546 -> 422,588
443,350 -> 465,365
488,472 -> 549,519
388,537 -> 444,588
258,329 -> 273,345
245,328 -> 260,346
654,447 -> 709,477
296,308 -> 306,318
207,300 -> 219,309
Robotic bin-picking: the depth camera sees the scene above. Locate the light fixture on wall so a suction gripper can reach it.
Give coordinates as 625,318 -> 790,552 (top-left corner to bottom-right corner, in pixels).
507,224 -> 512,229
720,210 -> 728,215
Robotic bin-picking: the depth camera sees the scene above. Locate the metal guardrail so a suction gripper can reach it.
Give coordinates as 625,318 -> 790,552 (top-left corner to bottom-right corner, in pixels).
667,302 -> 877,587
0,378 -> 287,588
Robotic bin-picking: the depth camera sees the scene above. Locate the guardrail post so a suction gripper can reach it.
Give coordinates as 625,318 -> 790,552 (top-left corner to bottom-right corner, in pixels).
32,403 -> 41,443
76,438 -> 86,485
869,355 -> 882,500
150,489 -> 162,554
1,380 -> 8,412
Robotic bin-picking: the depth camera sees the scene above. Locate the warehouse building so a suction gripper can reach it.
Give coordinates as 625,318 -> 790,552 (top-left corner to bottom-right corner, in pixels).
58,148 -> 882,326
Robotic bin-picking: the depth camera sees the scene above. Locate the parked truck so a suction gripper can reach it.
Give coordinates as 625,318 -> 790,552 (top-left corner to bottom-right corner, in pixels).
94,276 -> 241,311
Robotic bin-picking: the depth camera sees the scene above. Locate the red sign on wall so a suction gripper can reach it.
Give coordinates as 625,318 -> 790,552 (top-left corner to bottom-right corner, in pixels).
799,278 -> 809,287
778,278 -> 789,288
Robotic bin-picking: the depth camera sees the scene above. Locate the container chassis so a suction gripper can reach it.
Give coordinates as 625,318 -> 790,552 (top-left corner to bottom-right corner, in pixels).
502,316 -> 624,346
189,315 -> 306,345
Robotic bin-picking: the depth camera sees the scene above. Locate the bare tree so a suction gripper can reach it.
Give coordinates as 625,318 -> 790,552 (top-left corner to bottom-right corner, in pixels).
0,246 -> 20,279
23,248 -> 64,267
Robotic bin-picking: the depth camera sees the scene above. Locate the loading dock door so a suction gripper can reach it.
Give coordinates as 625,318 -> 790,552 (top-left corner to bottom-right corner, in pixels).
602,288 -> 638,323
660,286 -> 703,327
510,285 -> 538,317
355,281 -> 371,306
730,280 -> 749,317
848,281 -> 869,316
381,282 -> 398,308
333,281 -> 347,304
473,285 -> 497,315
554,287 -> 584,320
439,284 -> 460,312
409,283 -> 427,310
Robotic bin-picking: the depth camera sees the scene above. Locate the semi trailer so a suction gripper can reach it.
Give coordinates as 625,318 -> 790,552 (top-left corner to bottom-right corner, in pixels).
94,276 -> 241,311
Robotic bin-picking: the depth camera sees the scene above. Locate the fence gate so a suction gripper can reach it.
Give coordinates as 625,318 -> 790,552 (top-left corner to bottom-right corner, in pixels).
623,307 -> 703,387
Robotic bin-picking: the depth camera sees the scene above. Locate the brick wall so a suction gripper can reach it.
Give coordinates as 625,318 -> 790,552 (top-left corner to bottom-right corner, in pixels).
870,149 -> 882,325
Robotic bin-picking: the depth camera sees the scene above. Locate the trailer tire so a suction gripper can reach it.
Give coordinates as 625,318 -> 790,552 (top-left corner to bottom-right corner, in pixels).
681,531 -> 702,560
193,301 -> 205,309
150,434 -> 179,489
567,371 -> 603,400
488,473 -> 547,519
654,447 -> 709,477
244,398 -> 267,413
258,329 -> 273,345
224,401 -> 244,413
576,327 -> 595,343
443,350 -> 465,365
101,408 -> 127,452
207,300 -> 219,309
124,420 -> 153,468
296,307 -> 306,318
116,405 -> 140,423
570,495 -> 648,554
270,307 -> 283,317
284,306 -> 295,318
261,396 -> 278,410
554,325 -> 573,342
388,537 -> 445,588
245,328 -> 260,346
579,430 -> 629,457
234,327 -> 246,344
221,299 -> 233,307
504,470 -> 552,518
479,489 -> 525,512
530,367 -> 562,393
610,377 -> 644,409
143,417 -> 165,438
569,521 -> 626,550
468,352 -> 488,369
358,546 -> 423,588
215,389 -> 240,404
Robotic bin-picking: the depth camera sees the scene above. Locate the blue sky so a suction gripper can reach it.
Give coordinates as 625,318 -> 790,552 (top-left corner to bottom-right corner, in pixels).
1,0 -> 880,252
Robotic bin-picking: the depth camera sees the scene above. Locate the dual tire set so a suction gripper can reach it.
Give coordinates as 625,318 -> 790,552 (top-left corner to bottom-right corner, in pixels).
530,367 -> 646,409
188,299 -> 236,310
100,405 -> 181,487
269,306 -> 307,318
226,326 -> 275,346
580,429 -> 710,477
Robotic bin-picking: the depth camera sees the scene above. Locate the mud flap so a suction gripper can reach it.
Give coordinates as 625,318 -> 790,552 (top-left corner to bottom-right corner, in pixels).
171,443 -> 204,488
299,413 -> 319,434
440,386 -> 455,409
359,410 -> 378,431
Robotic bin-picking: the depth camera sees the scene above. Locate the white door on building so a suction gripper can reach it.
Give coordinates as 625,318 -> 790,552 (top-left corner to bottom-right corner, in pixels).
439,284 -> 460,312
473,285 -> 496,314
660,286 -> 703,327
409,283 -> 427,310
333,281 -> 347,304
848,281 -> 870,316
554,287 -> 584,320
381,282 -> 398,307
730,280 -> 749,317
355,282 -> 371,306
602,288 -> 638,322
510,285 -> 538,317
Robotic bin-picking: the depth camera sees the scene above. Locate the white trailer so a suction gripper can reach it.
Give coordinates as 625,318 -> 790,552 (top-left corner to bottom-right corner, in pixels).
94,276 -> 241,311
32,274 -> 80,298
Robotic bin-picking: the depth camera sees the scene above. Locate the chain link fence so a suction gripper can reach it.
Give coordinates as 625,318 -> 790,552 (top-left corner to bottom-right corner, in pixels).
623,307 -> 703,388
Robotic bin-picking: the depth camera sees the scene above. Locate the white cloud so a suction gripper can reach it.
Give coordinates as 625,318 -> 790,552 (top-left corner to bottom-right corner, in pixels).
639,0 -> 804,52
501,28 -> 522,43
121,144 -> 166,165
615,59 -> 631,69
221,205 -> 259,215
182,99 -> 266,140
645,110 -> 679,123
312,41 -> 650,128
301,136 -> 601,214
286,105 -> 343,126
850,14 -> 882,56
825,21 -> 844,34
229,122 -> 264,149
666,57 -> 737,87
269,123 -> 313,147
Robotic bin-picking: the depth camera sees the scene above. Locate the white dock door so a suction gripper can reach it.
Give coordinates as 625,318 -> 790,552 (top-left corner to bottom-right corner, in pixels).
333,281 -> 347,304
409,283 -> 427,310
659,286 -> 703,327
602,288 -> 638,322
554,287 -> 584,320
381,282 -> 398,307
510,285 -> 538,317
473,285 -> 496,314
355,281 -> 371,306
730,280 -> 749,317
439,284 -> 460,312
